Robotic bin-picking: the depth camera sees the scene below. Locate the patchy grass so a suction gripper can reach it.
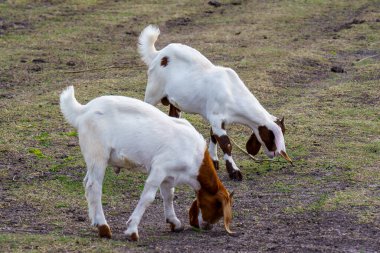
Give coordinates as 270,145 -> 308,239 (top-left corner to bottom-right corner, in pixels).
1,0 -> 379,251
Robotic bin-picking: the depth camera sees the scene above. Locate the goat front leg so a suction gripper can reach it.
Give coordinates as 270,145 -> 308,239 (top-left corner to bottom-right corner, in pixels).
125,170 -> 164,241
211,125 -> 243,181
160,180 -> 183,232
84,161 -> 111,238
209,128 -> 219,170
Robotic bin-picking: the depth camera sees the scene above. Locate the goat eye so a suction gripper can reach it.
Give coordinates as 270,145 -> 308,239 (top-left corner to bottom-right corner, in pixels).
215,201 -> 222,209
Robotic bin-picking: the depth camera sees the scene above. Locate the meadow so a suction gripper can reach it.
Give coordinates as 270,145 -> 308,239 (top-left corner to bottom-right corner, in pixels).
0,0 -> 379,252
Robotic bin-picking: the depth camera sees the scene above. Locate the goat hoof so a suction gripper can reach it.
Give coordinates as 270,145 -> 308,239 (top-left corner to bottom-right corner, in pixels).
213,160 -> 219,170
129,232 -> 139,241
170,223 -> 184,232
97,224 -> 112,239
229,170 -> 243,181
166,219 -> 184,232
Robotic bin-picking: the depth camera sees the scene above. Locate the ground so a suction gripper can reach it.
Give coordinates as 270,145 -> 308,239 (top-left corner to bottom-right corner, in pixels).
0,0 -> 379,252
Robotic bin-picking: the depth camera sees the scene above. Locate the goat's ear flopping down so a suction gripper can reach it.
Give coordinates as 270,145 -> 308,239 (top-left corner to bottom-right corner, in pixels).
245,117 -> 292,164
189,192 -> 234,234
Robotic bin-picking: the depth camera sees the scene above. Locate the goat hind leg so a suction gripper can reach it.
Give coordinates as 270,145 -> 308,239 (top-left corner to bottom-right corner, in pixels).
84,161 -> 111,238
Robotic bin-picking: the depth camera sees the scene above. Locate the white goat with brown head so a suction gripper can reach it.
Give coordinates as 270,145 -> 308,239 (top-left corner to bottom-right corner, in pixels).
60,86 -> 233,241
139,25 -> 292,181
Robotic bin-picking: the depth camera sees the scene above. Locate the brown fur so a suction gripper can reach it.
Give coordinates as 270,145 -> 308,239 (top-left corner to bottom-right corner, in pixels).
246,118 -> 285,156
258,126 -> 277,152
161,56 -> 169,67
169,104 -> 181,118
161,97 -> 170,106
189,150 -> 233,231
275,117 -> 286,134
246,133 -> 262,156
209,128 -> 219,170
214,135 -> 232,155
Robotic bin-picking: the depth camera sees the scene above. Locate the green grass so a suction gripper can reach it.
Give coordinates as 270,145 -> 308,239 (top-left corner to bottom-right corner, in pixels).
1,0 -> 379,251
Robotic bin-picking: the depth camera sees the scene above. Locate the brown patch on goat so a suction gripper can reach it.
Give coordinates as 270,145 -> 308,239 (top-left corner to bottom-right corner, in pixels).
275,117 -> 286,134
246,133 -> 262,156
258,126 -> 277,151
97,224 -> 112,239
190,149 -> 233,232
169,104 -> 181,118
189,199 -> 199,228
212,160 -> 219,170
197,150 -> 219,194
214,135 -> 232,155
210,128 -> 217,144
209,129 -> 219,170
161,56 -> 169,67
161,96 -> 170,106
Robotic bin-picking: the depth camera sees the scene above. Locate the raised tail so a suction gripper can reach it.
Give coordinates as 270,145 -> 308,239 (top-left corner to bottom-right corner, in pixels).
59,86 -> 83,129
138,25 -> 160,66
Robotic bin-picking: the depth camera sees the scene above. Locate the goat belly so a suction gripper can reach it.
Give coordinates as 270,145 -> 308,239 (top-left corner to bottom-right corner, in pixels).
108,149 -> 145,172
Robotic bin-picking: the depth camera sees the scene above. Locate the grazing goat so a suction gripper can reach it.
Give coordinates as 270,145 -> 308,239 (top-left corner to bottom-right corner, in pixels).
139,25 -> 292,181
60,86 -> 233,241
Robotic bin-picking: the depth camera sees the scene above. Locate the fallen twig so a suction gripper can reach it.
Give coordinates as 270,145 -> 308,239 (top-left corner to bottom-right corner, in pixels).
356,54 -> 379,63
230,137 -> 287,163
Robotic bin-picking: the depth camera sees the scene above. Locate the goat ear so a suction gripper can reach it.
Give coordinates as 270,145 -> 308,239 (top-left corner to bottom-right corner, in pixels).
230,191 -> 234,199
246,133 -> 261,156
189,199 -> 199,228
222,197 -> 234,234
275,117 -> 286,134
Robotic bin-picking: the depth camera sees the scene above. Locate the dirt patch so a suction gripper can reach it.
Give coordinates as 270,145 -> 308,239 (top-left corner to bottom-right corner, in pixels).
333,18 -> 366,32
269,57 -> 330,88
165,17 -> 192,28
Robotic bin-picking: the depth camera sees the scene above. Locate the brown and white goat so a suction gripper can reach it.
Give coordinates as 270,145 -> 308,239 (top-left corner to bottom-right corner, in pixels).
60,86 -> 233,241
139,25 -> 292,181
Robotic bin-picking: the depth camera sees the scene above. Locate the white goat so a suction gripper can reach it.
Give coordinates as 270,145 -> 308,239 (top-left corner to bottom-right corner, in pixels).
139,25 -> 292,181
60,86 -> 233,241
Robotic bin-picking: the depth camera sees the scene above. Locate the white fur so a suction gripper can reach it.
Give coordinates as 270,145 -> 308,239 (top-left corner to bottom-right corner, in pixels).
139,25 -> 287,170
60,86 -> 207,239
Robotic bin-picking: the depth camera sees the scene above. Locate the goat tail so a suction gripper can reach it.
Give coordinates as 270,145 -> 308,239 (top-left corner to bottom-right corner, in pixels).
60,85 -> 83,129
138,25 -> 160,66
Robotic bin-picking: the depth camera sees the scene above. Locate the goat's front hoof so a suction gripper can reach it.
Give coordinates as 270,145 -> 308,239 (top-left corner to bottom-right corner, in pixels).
129,232 -> 139,241
213,160 -> 219,170
229,170 -> 243,181
125,229 -> 139,241
97,224 -> 112,239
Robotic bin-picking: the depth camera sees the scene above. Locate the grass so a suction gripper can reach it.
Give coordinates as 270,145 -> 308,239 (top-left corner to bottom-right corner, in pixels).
1,0 -> 379,251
